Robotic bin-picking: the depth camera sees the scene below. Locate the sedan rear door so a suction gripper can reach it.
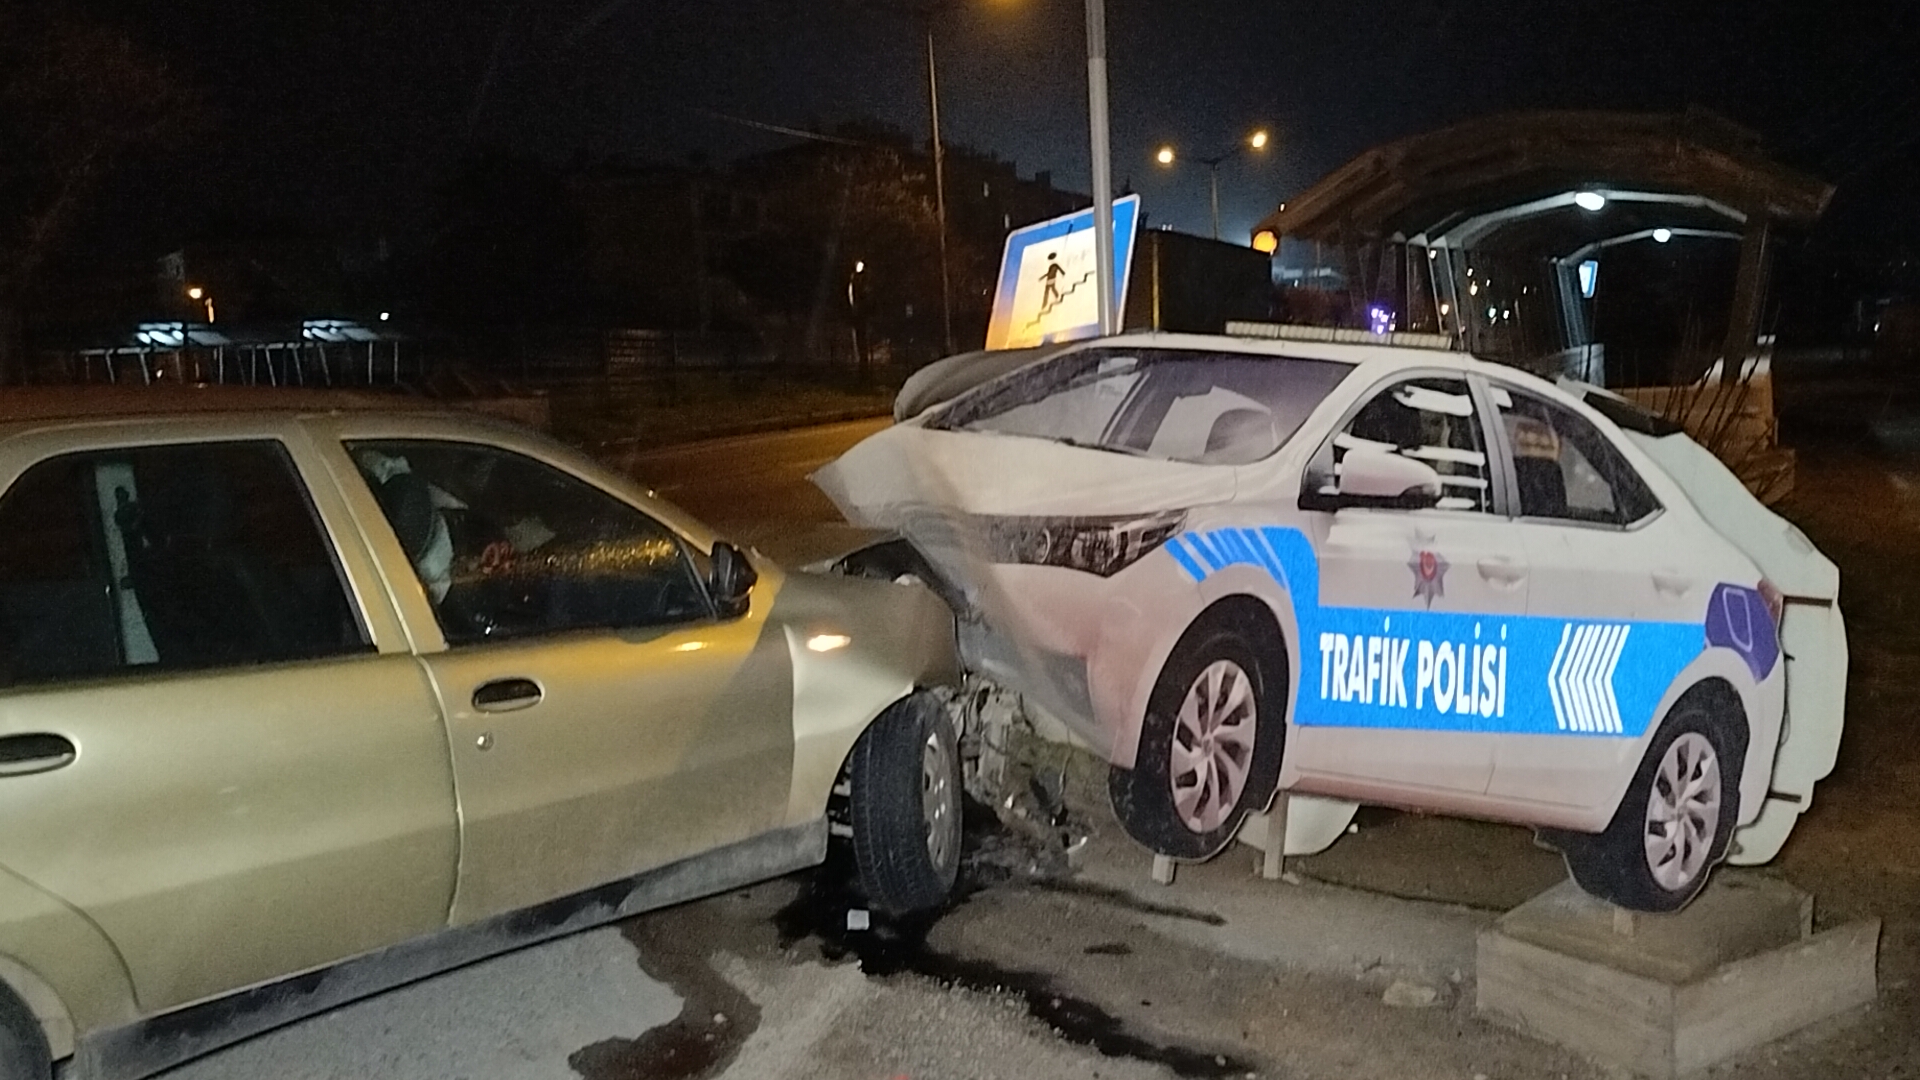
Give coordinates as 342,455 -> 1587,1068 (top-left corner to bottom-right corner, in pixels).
0,426 -> 458,1014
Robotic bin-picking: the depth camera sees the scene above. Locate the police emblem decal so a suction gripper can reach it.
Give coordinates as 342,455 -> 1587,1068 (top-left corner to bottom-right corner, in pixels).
1409,548 -> 1448,607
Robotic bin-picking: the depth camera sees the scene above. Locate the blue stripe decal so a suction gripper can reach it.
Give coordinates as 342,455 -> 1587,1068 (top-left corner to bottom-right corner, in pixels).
1170,525 -> 1705,738
1189,531 -> 1226,572
1167,538 -> 1208,582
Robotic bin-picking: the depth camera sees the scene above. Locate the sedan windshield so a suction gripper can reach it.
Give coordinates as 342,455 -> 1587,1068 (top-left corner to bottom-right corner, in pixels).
927,347 -> 1354,465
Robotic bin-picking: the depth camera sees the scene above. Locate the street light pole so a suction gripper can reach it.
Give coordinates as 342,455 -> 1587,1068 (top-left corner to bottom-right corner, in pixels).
1085,0 -> 1116,335
925,23 -> 956,355
1208,162 -> 1222,241
1156,130 -> 1268,243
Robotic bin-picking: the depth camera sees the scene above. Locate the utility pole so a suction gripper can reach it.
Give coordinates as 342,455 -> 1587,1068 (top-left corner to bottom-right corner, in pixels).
926,23 -> 956,354
1208,161 -> 1222,241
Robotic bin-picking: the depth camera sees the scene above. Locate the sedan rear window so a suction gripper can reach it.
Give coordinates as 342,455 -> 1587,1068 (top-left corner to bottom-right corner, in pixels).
0,441 -> 369,690
927,347 -> 1353,465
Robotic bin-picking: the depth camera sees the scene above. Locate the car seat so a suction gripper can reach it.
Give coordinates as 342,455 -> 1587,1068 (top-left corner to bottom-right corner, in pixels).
116,466 -> 292,668
1515,457 -> 1570,518
1200,407 -> 1279,465
371,470 -> 441,565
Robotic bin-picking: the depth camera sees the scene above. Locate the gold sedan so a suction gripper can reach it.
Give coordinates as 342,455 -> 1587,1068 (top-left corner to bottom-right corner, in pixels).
0,389 -> 963,1080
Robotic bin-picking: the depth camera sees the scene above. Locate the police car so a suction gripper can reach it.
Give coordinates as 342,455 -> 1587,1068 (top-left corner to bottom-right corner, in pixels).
815,330 -> 1848,912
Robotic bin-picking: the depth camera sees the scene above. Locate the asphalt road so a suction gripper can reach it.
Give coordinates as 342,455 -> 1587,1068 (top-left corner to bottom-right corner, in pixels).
613,417 -> 890,567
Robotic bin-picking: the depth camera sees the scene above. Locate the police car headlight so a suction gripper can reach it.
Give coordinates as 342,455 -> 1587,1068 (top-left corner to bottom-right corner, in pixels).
981,511 -> 1187,577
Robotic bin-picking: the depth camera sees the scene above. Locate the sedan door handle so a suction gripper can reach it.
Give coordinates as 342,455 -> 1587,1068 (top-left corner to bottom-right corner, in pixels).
472,678 -> 544,713
1477,556 -> 1526,585
0,733 -> 77,778
1653,571 -> 1695,596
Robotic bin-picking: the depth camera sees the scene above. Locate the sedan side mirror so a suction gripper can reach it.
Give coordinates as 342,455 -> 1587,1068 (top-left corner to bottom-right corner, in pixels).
709,541 -> 758,620
1299,447 -> 1444,512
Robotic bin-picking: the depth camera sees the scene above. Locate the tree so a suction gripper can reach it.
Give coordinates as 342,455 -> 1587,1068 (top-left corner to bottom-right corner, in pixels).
0,3 -> 195,381
426,150 -> 600,330
725,135 -> 948,364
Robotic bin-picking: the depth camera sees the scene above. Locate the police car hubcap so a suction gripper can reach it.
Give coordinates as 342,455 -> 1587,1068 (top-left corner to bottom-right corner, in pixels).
1171,659 -> 1257,834
1644,732 -> 1720,891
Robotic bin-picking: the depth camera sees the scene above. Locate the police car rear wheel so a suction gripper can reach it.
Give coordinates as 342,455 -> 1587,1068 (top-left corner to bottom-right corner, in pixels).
1563,701 -> 1742,913
1111,607 -> 1286,860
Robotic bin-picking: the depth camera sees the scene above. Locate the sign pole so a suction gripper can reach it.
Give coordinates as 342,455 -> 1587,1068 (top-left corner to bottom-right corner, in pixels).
1085,0 -> 1116,336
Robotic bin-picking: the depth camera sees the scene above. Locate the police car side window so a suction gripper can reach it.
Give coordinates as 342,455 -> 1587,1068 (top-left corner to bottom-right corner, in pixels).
1334,377 -> 1492,513
1492,386 -> 1661,526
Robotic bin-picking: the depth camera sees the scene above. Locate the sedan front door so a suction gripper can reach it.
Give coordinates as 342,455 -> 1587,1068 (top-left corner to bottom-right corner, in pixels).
336,437 -> 795,925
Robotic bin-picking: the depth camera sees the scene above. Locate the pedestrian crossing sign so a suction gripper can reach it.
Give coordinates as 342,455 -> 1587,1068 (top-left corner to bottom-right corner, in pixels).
985,195 -> 1140,350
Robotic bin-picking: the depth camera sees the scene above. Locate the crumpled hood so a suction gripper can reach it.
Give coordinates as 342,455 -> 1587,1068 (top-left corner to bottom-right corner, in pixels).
812,423 -> 1237,527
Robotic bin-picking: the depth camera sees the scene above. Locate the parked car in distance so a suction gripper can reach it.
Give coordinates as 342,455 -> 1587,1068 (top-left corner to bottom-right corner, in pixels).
817,331 -> 1847,914
0,388 -> 963,1080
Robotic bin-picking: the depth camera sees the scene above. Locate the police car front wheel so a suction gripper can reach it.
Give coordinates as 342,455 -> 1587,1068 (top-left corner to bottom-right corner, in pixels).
1111,604 -> 1287,860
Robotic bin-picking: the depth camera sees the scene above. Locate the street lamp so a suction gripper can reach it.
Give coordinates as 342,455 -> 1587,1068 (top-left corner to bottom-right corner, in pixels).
186,286 -> 214,323
1155,128 -> 1270,241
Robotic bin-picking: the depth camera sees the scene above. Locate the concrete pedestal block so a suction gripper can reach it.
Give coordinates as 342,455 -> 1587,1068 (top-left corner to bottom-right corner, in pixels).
1476,875 -> 1878,1078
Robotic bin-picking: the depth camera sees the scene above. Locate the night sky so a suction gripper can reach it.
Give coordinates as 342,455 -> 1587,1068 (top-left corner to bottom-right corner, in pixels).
76,0 -> 1920,253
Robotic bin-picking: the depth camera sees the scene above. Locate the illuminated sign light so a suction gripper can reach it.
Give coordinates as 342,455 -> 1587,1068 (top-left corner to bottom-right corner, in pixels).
1578,259 -> 1600,299
985,195 -> 1142,351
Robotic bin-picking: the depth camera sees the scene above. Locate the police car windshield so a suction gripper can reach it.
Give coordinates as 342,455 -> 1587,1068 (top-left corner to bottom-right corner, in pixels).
928,347 -> 1353,465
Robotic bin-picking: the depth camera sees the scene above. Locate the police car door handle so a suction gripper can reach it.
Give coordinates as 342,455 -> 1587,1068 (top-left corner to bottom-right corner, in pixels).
1477,556 -> 1525,585
1653,571 -> 1694,596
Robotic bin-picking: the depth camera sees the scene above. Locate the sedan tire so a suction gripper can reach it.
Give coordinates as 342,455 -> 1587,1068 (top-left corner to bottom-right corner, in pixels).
0,989 -> 48,1080
1562,698 -> 1745,912
1110,606 -> 1287,860
850,692 -> 963,915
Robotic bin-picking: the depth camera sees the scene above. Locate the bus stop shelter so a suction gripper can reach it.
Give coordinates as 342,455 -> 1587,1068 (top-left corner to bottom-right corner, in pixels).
1251,109 -> 1833,387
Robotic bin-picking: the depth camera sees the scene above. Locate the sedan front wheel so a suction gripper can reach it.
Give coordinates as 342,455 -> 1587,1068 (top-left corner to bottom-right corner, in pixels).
0,989 -> 49,1080
849,692 -> 963,914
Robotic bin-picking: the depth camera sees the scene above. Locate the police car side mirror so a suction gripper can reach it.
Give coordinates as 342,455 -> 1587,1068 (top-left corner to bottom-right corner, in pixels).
1299,448 -> 1444,512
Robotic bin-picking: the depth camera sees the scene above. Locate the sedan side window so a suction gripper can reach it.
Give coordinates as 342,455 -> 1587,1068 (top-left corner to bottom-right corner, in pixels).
346,441 -> 710,645
1492,386 -> 1662,526
1328,377 -> 1492,512
0,441 -> 369,690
